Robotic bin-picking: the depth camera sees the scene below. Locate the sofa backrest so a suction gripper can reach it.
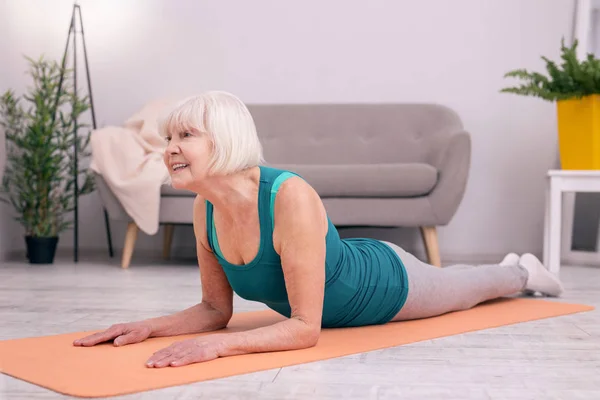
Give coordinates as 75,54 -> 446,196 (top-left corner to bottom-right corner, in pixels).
247,103 -> 464,165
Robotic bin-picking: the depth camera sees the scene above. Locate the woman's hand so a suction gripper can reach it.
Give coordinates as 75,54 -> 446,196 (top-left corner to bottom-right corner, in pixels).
145,334 -> 228,368
73,321 -> 153,347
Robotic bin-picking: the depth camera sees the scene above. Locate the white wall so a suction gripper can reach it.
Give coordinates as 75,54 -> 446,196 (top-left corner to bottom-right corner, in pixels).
0,0 -> 575,263
0,1 -> 17,261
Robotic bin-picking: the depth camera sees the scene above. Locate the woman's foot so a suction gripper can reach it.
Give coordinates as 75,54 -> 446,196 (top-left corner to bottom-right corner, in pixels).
498,253 -> 535,296
518,253 -> 564,297
500,253 -> 520,266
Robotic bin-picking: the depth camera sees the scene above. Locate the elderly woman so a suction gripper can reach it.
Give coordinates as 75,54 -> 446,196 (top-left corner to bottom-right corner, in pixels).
74,91 -> 564,368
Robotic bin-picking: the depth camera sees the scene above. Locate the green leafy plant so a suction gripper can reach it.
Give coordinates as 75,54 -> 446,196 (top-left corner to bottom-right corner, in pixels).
0,55 -> 95,238
501,38 -> 600,101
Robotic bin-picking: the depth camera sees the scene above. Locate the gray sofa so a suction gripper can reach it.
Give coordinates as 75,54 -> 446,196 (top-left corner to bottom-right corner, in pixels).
96,103 -> 471,268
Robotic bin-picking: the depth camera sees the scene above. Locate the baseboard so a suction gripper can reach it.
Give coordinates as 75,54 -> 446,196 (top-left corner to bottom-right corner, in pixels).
4,245 -> 197,265
4,246 -> 541,267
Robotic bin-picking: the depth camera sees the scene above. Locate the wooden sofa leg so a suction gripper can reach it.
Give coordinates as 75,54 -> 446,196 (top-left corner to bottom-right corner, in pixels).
122,222 -> 139,269
420,226 -> 441,267
163,224 -> 175,259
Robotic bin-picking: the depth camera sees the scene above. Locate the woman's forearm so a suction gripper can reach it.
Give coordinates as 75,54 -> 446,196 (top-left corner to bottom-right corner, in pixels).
220,318 -> 320,356
146,302 -> 230,337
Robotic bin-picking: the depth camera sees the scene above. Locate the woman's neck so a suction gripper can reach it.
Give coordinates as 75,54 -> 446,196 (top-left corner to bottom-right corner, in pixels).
195,166 -> 261,222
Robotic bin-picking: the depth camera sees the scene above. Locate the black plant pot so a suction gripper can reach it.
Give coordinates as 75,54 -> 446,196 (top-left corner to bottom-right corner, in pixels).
25,236 -> 59,264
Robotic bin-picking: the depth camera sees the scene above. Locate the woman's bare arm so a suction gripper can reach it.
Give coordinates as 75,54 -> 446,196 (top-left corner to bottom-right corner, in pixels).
146,195 -> 234,337
217,177 -> 328,355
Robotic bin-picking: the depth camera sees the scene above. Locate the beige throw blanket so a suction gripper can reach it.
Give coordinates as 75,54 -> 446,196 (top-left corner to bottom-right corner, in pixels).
90,99 -> 178,235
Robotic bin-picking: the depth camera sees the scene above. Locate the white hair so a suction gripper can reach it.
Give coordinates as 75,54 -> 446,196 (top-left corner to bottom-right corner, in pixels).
159,91 -> 264,175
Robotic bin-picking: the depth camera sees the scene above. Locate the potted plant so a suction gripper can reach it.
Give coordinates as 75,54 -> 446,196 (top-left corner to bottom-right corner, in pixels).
0,56 -> 95,264
501,38 -> 600,170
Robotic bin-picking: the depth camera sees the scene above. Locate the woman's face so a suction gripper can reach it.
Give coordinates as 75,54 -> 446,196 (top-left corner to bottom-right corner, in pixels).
163,128 -> 213,190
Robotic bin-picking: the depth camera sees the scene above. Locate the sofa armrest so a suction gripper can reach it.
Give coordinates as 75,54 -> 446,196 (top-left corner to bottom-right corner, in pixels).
426,130 -> 471,225
94,172 -> 133,222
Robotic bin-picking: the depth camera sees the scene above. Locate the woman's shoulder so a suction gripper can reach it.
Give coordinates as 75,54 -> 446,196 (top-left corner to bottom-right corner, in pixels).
268,166 -> 326,227
260,165 -> 311,196
259,164 -> 305,188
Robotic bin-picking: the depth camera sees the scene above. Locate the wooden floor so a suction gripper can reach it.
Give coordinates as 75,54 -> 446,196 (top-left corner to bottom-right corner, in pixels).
1,255 -> 599,399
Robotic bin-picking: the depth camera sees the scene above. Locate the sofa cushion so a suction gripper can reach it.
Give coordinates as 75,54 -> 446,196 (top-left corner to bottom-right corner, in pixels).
272,163 -> 438,197
161,185 -> 196,197
160,163 -> 438,198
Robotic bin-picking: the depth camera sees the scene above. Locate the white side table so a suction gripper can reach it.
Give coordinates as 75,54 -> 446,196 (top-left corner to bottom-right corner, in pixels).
544,170 -> 600,275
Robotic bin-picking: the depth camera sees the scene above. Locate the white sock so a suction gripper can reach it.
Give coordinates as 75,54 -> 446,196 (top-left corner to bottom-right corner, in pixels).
518,253 -> 564,297
499,253 -> 537,294
499,253 -> 520,266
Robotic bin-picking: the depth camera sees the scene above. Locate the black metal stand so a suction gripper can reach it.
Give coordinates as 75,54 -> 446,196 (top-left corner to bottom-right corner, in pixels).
55,3 -> 114,262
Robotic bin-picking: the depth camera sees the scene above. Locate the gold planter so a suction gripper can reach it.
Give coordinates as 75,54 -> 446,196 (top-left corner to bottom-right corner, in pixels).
556,95 -> 600,169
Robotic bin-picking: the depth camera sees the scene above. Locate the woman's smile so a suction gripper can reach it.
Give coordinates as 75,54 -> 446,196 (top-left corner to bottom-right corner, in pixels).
169,162 -> 190,174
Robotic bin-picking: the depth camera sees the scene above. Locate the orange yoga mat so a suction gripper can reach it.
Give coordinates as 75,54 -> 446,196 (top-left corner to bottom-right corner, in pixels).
0,298 -> 594,398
